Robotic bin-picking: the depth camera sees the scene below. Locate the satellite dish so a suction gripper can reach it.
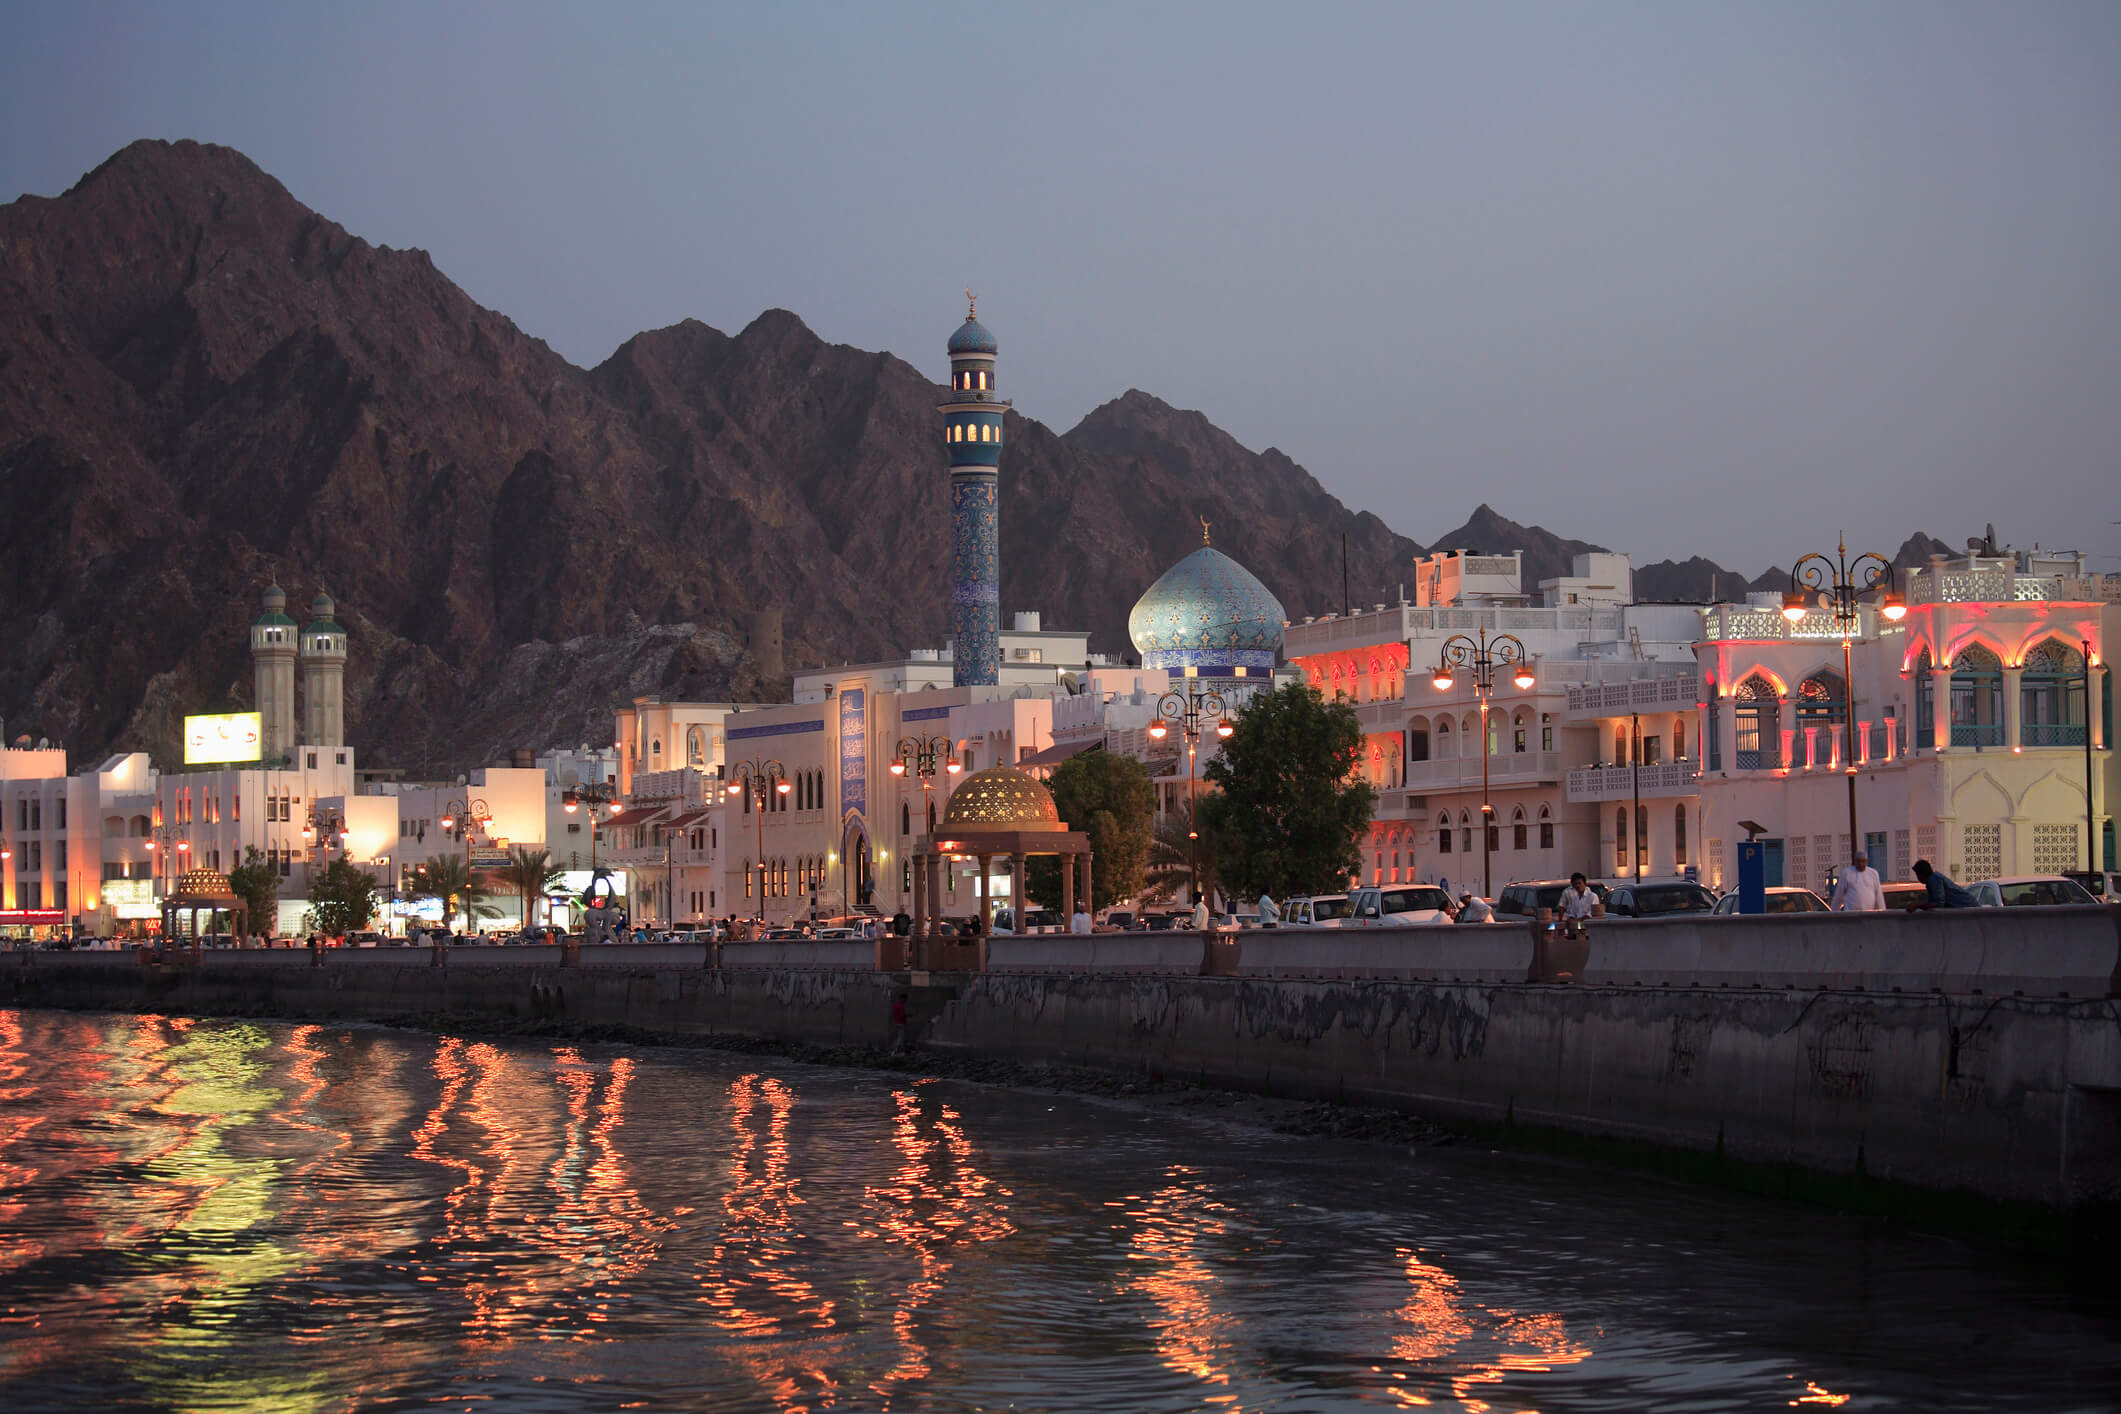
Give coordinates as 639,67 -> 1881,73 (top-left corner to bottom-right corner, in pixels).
1059,672 -> 1083,696
36,737 -> 49,749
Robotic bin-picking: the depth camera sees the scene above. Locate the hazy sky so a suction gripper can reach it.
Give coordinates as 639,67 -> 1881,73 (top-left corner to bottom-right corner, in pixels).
3,2 -> 2116,572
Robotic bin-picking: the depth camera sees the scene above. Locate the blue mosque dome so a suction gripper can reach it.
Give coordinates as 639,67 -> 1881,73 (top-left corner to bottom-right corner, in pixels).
1128,544 -> 1286,674
948,317 -> 998,355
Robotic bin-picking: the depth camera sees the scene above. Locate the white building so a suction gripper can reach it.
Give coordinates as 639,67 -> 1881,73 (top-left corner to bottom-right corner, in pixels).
1692,547 -> 2113,891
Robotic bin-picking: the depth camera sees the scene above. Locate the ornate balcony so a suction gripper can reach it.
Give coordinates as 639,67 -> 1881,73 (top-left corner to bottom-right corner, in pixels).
1566,760 -> 1699,803
2021,722 -> 2088,748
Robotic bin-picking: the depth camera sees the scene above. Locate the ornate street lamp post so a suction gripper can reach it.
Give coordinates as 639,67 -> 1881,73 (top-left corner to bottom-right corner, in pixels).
724,759 -> 790,923
561,782 -> 621,929
1782,537 -> 1907,863
889,735 -> 959,920
437,796 -> 490,935
1432,628 -> 1536,901
1149,680 -> 1234,909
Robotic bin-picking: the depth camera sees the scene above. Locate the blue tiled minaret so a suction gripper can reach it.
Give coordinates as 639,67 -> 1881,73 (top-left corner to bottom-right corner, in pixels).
940,294 -> 1006,687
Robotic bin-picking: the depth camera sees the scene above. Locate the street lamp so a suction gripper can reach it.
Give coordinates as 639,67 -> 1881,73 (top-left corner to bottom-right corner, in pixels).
1782,536 -> 1905,860
438,796 -> 490,935
888,735 -> 959,912
724,758 -> 789,923
1149,679 -> 1234,908
1432,628 -> 1536,901
562,782 -> 622,933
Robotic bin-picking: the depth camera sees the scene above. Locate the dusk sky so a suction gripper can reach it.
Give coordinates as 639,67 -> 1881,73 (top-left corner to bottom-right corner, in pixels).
4,2 -> 2115,574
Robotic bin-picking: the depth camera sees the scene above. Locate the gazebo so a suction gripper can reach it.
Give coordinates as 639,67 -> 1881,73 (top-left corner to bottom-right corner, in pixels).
159,869 -> 248,954
910,767 -> 1092,965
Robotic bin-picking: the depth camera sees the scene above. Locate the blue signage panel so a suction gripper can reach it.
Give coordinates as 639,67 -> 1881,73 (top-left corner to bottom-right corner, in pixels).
1736,841 -> 1766,914
839,688 -> 866,822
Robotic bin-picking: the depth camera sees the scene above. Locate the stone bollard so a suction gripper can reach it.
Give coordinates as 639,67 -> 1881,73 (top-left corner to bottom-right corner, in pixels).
561,938 -> 582,968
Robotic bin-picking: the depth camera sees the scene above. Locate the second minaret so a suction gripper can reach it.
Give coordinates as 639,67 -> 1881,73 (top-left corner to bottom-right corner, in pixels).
938,296 -> 1005,687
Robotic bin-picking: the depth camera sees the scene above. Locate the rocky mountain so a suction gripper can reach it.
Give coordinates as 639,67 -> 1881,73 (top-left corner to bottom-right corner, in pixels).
0,140 -> 1425,772
0,140 -> 2015,774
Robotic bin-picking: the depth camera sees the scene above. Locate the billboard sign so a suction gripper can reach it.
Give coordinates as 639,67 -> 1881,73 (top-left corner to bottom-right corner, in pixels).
183,712 -> 263,766
102,880 -> 159,920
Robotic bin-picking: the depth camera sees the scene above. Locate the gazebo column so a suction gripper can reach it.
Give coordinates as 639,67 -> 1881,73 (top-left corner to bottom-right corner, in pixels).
977,854 -> 992,935
1081,854 -> 1093,919
926,853 -> 942,936
1010,855 -> 1026,928
1060,850 -> 1075,922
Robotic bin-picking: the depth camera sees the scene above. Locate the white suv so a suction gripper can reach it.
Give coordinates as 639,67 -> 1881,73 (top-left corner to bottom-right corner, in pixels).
1282,894 -> 1353,927
1342,885 -> 1455,926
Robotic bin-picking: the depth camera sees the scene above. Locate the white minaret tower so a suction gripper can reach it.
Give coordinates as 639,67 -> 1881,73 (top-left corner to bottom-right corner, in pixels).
249,584 -> 298,762
298,591 -> 349,748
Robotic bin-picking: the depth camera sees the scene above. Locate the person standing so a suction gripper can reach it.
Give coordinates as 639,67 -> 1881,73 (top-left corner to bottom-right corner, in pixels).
1831,852 -> 1886,911
1070,903 -> 1093,934
1191,896 -> 1211,931
890,907 -> 912,937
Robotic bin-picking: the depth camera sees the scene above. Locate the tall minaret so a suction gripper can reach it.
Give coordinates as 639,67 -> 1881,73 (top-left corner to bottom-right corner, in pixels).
939,294 -> 1006,687
298,591 -> 349,748
249,584 -> 298,762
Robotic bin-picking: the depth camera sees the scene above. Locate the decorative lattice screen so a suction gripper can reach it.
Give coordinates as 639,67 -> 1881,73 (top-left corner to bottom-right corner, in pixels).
1962,824 -> 2002,882
1895,830 -> 1912,878
2033,823 -> 2080,875
1708,840 -> 1723,888
1788,837 -> 1808,890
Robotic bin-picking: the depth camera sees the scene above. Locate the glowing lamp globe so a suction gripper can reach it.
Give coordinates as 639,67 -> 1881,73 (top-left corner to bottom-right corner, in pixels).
1432,672 -> 1454,692
1215,721 -> 1234,739
1882,595 -> 1907,622
890,760 -> 907,777
1781,591 -> 1807,623
945,759 -> 963,775
1148,721 -> 1168,740
1513,669 -> 1536,690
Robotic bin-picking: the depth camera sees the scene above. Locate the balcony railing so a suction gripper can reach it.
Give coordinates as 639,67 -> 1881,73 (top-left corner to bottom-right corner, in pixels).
1905,565 -> 2102,607
2021,722 -> 2088,748
1950,722 -> 2005,748
1563,675 -> 1701,719
1403,750 -> 1562,791
1565,760 -> 1700,803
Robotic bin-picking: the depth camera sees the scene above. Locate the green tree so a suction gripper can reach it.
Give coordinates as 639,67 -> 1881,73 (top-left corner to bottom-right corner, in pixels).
307,858 -> 379,936
495,846 -> 564,930
1025,749 -> 1156,913
408,853 -> 499,932
1198,681 -> 1374,900
226,845 -> 282,939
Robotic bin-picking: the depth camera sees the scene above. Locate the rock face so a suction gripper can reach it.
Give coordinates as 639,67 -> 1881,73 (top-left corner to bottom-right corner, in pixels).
0,141 -> 1428,772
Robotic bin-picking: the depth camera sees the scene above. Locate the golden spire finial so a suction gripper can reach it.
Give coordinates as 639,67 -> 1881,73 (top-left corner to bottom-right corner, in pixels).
966,288 -> 977,321
1200,514 -> 1212,545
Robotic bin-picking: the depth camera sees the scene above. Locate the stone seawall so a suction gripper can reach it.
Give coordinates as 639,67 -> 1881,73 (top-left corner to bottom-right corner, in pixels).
6,908 -> 2118,1208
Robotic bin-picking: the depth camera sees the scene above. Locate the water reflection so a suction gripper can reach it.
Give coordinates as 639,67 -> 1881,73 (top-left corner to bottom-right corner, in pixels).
0,1012 -> 2113,1413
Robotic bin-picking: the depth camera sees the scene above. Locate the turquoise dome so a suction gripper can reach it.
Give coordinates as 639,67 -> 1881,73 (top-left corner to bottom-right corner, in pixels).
1127,546 -> 1286,673
948,317 -> 998,355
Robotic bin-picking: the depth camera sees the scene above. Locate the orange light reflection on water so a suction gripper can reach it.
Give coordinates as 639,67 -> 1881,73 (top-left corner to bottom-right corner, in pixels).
1119,1166 -> 1245,1403
1385,1249 -> 1593,1411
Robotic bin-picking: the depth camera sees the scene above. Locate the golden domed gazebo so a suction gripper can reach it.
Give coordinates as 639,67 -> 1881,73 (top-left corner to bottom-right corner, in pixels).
159,868 -> 250,954
910,766 -> 1092,957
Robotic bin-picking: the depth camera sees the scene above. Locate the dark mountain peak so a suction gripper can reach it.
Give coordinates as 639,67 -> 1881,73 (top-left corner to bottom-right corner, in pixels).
1893,531 -> 1955,566
735,307 -> 819,347
1423,505 -> 1602,588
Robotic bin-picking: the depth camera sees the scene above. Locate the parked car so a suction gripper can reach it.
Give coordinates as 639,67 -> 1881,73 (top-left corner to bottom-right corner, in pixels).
1140,912 -> 1184,931
1220,912 -> 1261,929
1282,894 -> 1354,927
1492,880 -> 1611,922
1968,875 -> 2098,908
1020,908 -> 1061,934
1341,885 -> 1454,926
1879,882 -> 1930,911
2060,870 -> 2120,902
1102,910 -> 1137,931
1605,882 -> 1718,918
1709,887 -> 1830,915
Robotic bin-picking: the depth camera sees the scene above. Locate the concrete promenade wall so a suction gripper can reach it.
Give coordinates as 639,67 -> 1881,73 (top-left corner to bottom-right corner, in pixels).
6,906 -> 2117,1206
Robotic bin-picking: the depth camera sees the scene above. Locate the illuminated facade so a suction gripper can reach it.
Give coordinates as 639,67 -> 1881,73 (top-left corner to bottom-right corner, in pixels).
1693,548 -> 2113,889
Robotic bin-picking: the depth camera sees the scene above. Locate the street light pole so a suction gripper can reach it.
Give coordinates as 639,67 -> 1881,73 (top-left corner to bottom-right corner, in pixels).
438,796 -> 489,936
725,758 -> 789,924
1149,680 -> 1234,907
890,735 -> 959,934
2085,639 -> 2099,874
1784,536 -> 1906,866
1432,628 -> 1536,901
561,781 -> 621,932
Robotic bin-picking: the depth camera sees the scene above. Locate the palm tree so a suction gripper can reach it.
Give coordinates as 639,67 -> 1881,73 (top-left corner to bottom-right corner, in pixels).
1144,803 -> 1220,908
496,846 -> 564,932
408,853 -> 499,933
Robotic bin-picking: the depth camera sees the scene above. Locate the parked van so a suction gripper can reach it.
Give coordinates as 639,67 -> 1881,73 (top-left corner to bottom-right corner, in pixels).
1282,894 -> 1354,927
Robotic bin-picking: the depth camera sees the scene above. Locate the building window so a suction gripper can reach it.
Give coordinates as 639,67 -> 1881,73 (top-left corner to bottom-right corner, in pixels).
2018,639 -> 2085,747
1437,813 -> 1452,854
1675,804 -> 1689,867
1616,808 -> 1629,869
1636,804 -> 1649,869
307,753 -> 317,769
1949,646 -> 2005,749
1512,808 -> 1527,851
1541,714 -> 1553,752
1674,720 -> 1686,759
1539,805 -> 1554,850
1734,676 -> 1779,768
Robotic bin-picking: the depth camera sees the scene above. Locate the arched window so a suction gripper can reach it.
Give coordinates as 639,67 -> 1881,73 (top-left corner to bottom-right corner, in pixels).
1796,672 -> 1847,767
1459,810 -> 1473,855
1674,718 -> 1687,761
2019,639 -> 2085,747
1616,807 -> 1629,870
1735,675 -> 1780,768
1407,717 -> 1430,763
1635,804 -> 1648,871
1674,804 -> 1689,867
1437,812 -> 1453,854
1950,645 -> 2004,748
901,802 -> 911,836
1538,804 -> 1554,850
687,727 -> 706,766
1913,649 -> 1936,749
743,861 -> 753,899
927,800 -> 938,833
1512,709 -> 1530,754
1436,717 -> 1454,759
1512,806 -> 1527,851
